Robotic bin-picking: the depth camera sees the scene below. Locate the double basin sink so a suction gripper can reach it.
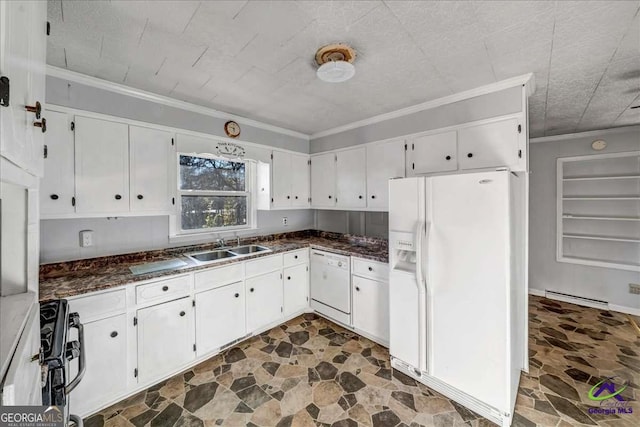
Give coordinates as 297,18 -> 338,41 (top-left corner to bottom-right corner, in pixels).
185,245 -> 271,264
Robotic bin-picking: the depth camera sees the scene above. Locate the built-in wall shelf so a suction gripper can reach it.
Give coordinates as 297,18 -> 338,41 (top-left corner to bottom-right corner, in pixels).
557,151 -> 640,272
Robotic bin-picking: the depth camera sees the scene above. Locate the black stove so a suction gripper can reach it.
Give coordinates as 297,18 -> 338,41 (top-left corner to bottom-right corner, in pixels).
40,300 -> 85,426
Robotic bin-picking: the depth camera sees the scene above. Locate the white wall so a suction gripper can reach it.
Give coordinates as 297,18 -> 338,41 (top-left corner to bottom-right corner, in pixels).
529,127 -> 640,311
40,210 -> 314,263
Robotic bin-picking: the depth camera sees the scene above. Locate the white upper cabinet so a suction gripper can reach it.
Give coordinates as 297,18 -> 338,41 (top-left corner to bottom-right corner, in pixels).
336,147 -> 367,209
258,150 -> 310,210
0,0 -> 47,177
74,116 -> 129,214
129,126 -> 174,213
407,131 -> 457,176
458,118 -> 521,170
311,152 -> 336,208
41,111 -> 75,216
366,140 -> 405,210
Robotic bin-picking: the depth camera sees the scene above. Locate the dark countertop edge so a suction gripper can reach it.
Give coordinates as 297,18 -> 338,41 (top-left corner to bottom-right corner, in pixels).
39,234 -> 388,302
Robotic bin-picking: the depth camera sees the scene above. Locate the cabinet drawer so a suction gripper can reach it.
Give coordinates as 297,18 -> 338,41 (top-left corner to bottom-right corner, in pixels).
283,249 -> 309,267
195,263 -> 243,291
136,275 -> 191,305
245,254 -> 282,278
352,258 -> 389,281
69,289 -> 126,323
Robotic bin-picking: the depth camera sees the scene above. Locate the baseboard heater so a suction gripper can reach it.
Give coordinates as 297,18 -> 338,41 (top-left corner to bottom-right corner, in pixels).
544,290 -> 609,310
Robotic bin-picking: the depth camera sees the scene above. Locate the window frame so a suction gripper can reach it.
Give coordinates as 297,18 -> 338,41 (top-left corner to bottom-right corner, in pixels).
176,152 -> 252,235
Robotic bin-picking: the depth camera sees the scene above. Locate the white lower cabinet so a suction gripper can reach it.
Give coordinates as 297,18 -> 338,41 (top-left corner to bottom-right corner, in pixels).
137,297 -> 195,384
246,270 -> 283,331
352,276 -> 389,344
283,263 -> 308,317
195,282 -> 246,357
69,314 -> 128,416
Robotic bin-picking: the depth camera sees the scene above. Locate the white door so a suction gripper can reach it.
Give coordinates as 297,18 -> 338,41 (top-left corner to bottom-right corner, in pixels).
336,147 -> 366,209
246,270 -> 283,331
428,171 -> 509,410
75,116 -> 129,214
290,153 -> 310,208
41,111 -> 75,215
283,263 -> 308,316
195,282 -> 246,357
68,314 -> 128,417
129,126 -> 174,213
458,118 -> 520,170
407,131 -> 457,176
271,150 -> 292,208
0,305 -> 42,405
366,140 -> 405,210
137,297 -> 194,384
353,276 -> 389,342
310,152 -> 336,208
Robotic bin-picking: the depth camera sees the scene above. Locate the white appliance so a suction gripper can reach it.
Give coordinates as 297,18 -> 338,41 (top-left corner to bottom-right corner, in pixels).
388,170 -> 527,427
310,250 -> 351,325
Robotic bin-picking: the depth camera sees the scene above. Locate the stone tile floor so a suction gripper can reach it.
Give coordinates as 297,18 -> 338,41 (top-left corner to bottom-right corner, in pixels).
85,296 -> 639,426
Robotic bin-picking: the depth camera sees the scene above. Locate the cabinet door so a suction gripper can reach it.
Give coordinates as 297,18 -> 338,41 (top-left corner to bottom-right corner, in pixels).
195,282 -> 246,357
366,140 -> 405,210
283,263 -> 308,316
75,116 -> 129,213
353,276 -> 389,343
336,147 -> 367,209
68,314 -> 128,416
246,270 -> 283,332
137,297 -> 194,384
290,153 -> 310,208
458,118 -> 520,170
407,131 -> 457,176
310,152 -> 336,208
271,150 -> 292,208
130,126 -> 174,213
41,111 -> 75,215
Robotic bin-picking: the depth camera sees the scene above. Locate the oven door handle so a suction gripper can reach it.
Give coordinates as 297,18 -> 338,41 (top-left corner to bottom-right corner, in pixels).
69,414 -> 84,427
65,321 -> 85,394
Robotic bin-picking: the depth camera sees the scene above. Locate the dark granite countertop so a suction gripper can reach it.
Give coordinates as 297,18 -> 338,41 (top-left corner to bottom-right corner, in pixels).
39,230 -> 388,302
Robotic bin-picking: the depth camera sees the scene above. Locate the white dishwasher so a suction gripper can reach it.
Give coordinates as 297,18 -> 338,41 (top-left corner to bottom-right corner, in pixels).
310,249 -> 351,325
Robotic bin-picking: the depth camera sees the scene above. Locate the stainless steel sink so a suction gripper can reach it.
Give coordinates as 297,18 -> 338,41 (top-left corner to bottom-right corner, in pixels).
228,245 -> 271,255
186,249 -> 237,264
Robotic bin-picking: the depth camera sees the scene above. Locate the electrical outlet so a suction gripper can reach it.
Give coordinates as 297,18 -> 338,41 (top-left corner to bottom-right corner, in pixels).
629,283 -> 640,295
282,217 -> 288,226
79,230 -> 93,247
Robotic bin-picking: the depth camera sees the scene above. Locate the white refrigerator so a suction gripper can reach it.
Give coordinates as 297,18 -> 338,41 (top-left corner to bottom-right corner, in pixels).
388,170 -> 527,427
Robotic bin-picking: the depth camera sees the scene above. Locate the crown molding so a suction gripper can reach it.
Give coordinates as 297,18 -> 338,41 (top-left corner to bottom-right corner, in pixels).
46,66 -> 310,141
310,73 -> 535,140
530,125 -> 640,143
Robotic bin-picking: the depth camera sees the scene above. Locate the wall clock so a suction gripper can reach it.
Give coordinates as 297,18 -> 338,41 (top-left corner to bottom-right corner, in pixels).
224,120 -> 241,138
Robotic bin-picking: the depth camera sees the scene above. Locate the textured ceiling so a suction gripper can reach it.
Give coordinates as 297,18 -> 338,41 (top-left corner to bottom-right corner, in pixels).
47,0 -> 640,137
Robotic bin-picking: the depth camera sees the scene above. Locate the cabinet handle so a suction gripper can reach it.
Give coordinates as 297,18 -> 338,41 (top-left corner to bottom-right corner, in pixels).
234,293 -> 239,298
25,101 -> 42,119
137,194 -> 143,200
250,288 -> 255,292
295,196 -> 298,199
33,118 -> 46,133
445,155 -> 451,160
355,286 -> 360,292
328,195 -> 332,199
294,255 -> 298,259
358,195 -> 363,199
287,276 -> 291,280
162,286 -> 169,291
467,153 -> 473,158
368,267 -> 373,272
287,195 -> 290,199
50,194 -> 59,200
371,195 -> 376,199
179,311 -> 186,317
110,331 -> 118,338
115,194 -> 122,200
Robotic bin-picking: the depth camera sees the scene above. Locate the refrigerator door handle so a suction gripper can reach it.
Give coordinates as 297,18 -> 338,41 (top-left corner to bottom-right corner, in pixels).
415,221 -> 428,291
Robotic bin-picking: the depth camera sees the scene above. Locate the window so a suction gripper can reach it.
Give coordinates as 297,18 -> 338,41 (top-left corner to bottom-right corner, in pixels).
178,154 -> 250,233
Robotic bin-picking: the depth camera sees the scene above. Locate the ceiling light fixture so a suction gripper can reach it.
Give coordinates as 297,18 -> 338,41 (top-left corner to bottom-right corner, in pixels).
315,43 -> 356,83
